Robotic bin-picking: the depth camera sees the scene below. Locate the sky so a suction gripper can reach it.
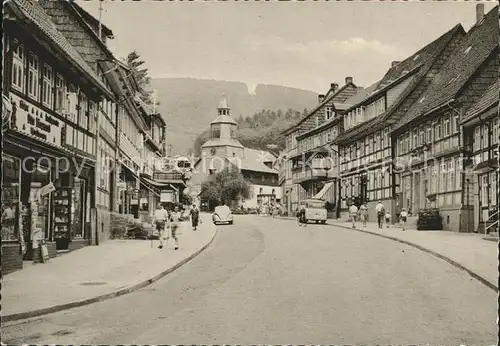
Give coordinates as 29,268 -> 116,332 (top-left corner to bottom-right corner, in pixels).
79,1 -> 496,93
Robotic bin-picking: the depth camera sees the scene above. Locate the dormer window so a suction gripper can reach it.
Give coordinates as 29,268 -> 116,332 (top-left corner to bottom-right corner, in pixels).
326,106 -> 334,120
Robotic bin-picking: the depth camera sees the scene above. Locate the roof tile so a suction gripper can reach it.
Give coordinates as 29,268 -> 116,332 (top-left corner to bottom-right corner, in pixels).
335,23 -> 465,143
394,6 -> 498,131
463,79 -> 499,123
10,0 -> 110,96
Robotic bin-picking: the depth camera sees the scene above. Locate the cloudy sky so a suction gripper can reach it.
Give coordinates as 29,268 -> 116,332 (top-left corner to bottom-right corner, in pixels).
79,1 -> 495,93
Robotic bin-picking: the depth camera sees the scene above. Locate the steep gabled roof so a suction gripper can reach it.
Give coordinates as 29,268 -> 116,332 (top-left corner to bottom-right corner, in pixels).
7,0 -> 113,99
281,81 -> 357,135
462,79 -> 499,123
71,1 -> 114,38
394,6 -> 498,131
227,148 -> 278,174
335,23 -> 465,143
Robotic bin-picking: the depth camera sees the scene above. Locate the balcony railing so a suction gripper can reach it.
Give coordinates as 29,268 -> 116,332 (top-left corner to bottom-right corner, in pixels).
292,168 -> 328,184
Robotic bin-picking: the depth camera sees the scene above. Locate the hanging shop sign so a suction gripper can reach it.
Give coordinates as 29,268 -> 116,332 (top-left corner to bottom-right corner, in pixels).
39,182 -> 56,198
160,190 -> 174,202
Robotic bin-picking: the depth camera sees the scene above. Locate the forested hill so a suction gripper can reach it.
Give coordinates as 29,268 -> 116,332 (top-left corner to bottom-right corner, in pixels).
150,78 -> 317,154
193,108 -> 308,156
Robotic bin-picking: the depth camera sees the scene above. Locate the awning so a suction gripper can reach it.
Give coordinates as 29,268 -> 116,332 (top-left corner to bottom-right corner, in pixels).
119,160 -> 140,179
473,159 -> 498,173
142,176 -> 179,192
139,179 -> 160,197
313,181 -> 334,200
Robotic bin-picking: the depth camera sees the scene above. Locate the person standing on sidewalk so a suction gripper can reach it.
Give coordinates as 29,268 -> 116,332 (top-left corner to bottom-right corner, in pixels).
375,200 -> 385,229
359,203 -> 368,227
349,203 -> 359,229
190,204 -> 200,231
169,206 -> 182,250
153,203 -> 170,249
399,208 -> 408,231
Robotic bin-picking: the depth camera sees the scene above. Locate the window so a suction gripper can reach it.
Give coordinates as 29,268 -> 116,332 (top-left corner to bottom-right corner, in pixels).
419,128 -> 424,147
211,124 -> 221,138
78,93 -> 88,129
448,161 -> 454,191
443,117 -> 450,137
493,118 -> 499,145
412,130 -> 417,150
397,136 -> 402,156
481,175 -> 488,205
490,171 -> 497,206
440,163 -> 447,192
434,121 -> 442,140
315,115 -> 319,127
326,106 -> 333,120
383,128 -> 390,149
374,133 -> 380,151
28,52 -> 39,100
88,101 -> 97,133
42,64 -> 53,108
474,126 -> 481,151
482,124 -> 488,150
65,125 -> 74,146
455,158 -> 462,190
431,164 -> 437,194
368,135 -> 373,154
452,115 -> 459,134
426,123 -> 432,143
55,74 -> 66,114
11,42 -> 24,91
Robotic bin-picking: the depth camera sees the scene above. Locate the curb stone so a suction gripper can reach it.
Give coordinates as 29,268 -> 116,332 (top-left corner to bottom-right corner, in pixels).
3,226 -> 218,323
272,216 -> 498,292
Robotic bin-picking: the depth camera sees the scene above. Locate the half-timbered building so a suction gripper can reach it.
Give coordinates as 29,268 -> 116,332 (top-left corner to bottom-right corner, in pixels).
2,0 -> 115,271
334,23 -> 465,223
391,4 -> 498,232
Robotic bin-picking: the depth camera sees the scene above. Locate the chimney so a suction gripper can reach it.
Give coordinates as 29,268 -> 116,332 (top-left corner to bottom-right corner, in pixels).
318,94 -> 325,103
391,61 -> 400,67
330,83 -> 338,91
476,3 -> 484,24
345,77 -> 353,85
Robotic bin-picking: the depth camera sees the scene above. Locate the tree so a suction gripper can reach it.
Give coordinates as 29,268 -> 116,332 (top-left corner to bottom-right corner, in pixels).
199,168 -> 252,206
124,50 -> 160,108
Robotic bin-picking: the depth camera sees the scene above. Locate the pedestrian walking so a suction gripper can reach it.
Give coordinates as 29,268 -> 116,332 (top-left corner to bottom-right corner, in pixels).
359,203 -> 368,227
190,204 -> 200,231
169,206 -> 182,250
375,200 -> 385,229
153,203 -> 170,249
349,203 -> 359,229
399,208 -> 408,231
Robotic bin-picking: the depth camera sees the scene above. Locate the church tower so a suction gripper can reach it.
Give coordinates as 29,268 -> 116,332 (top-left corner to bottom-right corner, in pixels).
201,97 -> 244,158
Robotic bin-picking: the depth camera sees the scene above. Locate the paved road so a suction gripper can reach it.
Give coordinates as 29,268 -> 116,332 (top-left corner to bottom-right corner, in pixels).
3,216 -> 496,344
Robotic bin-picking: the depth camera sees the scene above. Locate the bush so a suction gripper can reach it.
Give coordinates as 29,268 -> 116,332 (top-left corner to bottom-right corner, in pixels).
417,208 -> 443,230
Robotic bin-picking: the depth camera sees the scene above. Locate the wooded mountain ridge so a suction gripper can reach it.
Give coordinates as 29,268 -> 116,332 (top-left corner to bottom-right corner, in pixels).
150,78 -> 318,154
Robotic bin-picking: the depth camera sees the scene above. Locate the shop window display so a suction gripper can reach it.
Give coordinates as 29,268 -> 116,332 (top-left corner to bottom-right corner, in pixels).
1,156 -> 20,241
29,166 -> 52,242
72,177 -> 85,239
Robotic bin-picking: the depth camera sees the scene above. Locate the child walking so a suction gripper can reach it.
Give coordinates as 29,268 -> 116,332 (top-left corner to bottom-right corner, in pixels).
399,208 -> 408,231
385,210 -> 391,228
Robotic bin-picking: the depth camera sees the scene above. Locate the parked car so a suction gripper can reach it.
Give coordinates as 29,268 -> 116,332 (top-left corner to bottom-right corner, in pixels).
231,208 -> 247,215
298,198 -> 327,224
212,205 -> 233,225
